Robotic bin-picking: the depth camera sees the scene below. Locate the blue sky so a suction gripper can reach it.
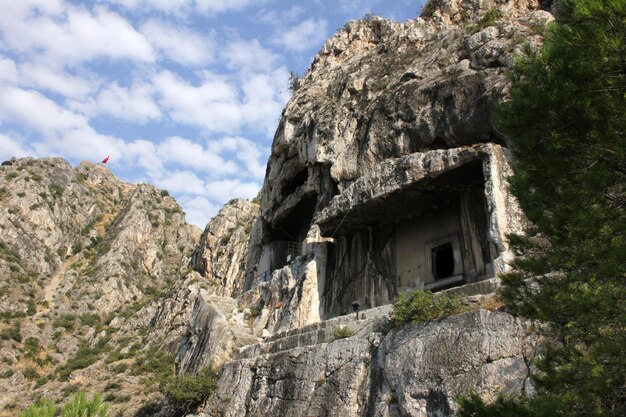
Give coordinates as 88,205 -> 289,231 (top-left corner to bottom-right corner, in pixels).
0,0 -> 426,227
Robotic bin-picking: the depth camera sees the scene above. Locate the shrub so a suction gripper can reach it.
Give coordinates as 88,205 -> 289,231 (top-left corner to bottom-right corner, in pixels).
71,243 -> 82,255
0,322 -> 22,342
56,341 -> 110,381
163,367 -> 217,415
61,392 -> 109,417
79,313 -> 99,327
48,184 -> 63,198
53,315 -> 76,331
333,326 -> 355,339
475,8 -> 503,31
18,398 -> 56,417
390,290 -> 465,326
288,71 -> 301,92
7,171 -> 18,179
22,367 -> 39,379
0,369 -> 14,378
160,189 -> 169,197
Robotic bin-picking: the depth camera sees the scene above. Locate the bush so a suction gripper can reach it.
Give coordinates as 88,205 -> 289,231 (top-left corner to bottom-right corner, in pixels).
288,71 -> 301,92
163,367 -> 217,415
475,8 -> 503,31
22,367 -> 39,379
53,315 -> 76,332
56,342 -> 109,381
390,290 -> 465,326
0,322 -> 22,342
18,398 -> 56,417
333,326 -> 355,339
61,392 -> 109,417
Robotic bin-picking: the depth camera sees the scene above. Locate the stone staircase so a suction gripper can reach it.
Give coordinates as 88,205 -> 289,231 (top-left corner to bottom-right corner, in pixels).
235,277 -> 501,360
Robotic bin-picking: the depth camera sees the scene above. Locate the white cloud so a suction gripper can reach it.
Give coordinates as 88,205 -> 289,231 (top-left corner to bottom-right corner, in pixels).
155,170 -> 206,195
275,18 -> 328,52
240,68 -> 289,135
141,19 -> 213,66
208,136 -> 267,179
195,0 -> 256,15
0,3 -> 154,68
0,85 -> 88,135
123,139 -> 163,175
0,133 -> 31,161
30,128 -> 125,164
178,195 -> 220,228
73,81 -> 161,123
157,136 -> 238,174
205,178 -> 260,202
18,63 -> 95,99
105,0 -> 258,16
0,57 -> 18,84
256,6 -> 305,25
153,70 -> 243,133
221,39 -> 277,72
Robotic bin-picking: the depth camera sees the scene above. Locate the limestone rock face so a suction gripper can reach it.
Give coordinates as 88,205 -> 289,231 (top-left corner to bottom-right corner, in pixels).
203,310 -> 540,417
242,0 -> 545,332
190,199 -> 259,297
261,0 -> 550,228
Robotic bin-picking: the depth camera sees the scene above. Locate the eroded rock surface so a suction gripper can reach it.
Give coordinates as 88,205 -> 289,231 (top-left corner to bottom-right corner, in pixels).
203,310 -> 540,417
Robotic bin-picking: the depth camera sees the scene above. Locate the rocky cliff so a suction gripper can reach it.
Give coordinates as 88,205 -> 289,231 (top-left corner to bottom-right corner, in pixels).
193,0 -> 550,415
234,0 -> 547,338
0,1 -> 551,416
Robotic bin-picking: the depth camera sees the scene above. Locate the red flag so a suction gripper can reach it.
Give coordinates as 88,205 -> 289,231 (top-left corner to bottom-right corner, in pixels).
102,155 -> 109,164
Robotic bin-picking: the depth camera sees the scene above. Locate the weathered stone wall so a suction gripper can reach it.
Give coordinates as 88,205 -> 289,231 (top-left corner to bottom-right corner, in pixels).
203,309 -> 540,417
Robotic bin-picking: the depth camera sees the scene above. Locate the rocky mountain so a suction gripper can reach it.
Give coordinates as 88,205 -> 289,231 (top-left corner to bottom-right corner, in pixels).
0,0 -> 552,416
0,157 -> 202,416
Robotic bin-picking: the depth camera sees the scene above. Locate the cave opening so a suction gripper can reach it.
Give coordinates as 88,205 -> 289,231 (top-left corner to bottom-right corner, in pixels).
281,167 -> 309,197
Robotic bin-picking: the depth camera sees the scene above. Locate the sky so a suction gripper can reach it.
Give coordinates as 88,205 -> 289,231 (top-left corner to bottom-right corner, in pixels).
0,0 -> 426,228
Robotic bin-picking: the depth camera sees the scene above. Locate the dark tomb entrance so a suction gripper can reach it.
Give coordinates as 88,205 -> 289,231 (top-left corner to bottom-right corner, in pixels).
432,242 -> 455,280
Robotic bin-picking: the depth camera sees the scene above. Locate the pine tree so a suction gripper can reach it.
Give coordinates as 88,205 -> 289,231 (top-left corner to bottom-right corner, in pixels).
460,0 -> 626,415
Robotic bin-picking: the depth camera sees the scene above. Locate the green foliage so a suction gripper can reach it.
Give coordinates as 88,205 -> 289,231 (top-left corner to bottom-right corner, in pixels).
79,313 -> 99,327
390,290 -> 464,326
22,367 -> 39,379
162,367 -> 217,415
288,71 -> 301,93
333,326 -> 355,339
30,173 -> 42,182
53,314 -> 76,331
23,337 -> 40,357
71,242 -> 82,255
130,348 -> 174,382
160,189 -> 170,197
18,398 -> 56,417
0,321 -> 22,342
7,171 -> 18,179
61,392 -> 109,417
475,8 -> 503,31
458,1 -> 626,416
56,340 -> 111,381
0,369 -> 14,378
457,392 -> 563,417
48,184 -> 63,198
